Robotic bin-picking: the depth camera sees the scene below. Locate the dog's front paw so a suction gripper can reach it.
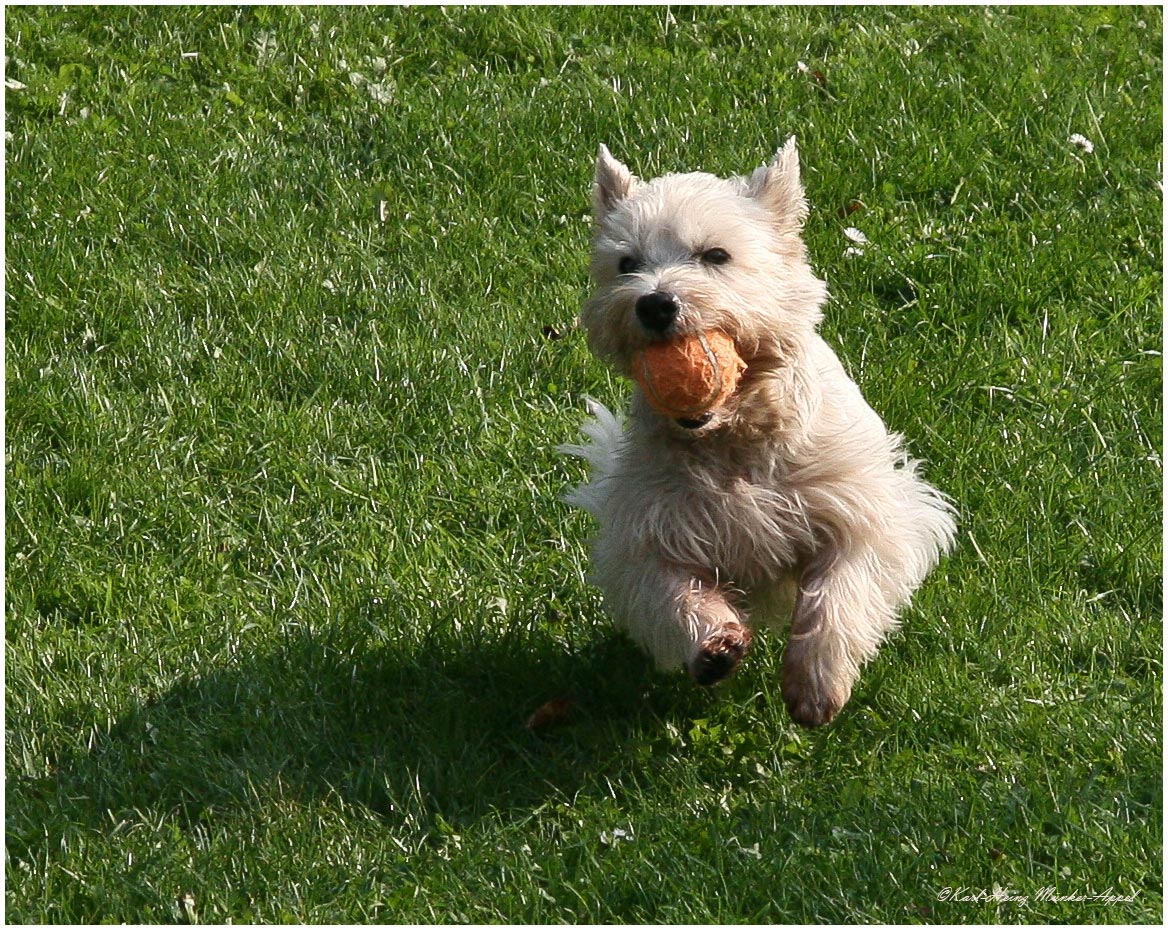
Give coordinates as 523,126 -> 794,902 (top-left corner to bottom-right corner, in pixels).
689,623 -> 752,687
781,679 -> 845,727
780,653 -> 852,727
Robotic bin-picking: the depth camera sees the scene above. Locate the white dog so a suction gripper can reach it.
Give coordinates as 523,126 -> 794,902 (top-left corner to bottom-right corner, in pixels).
563,139 -> 956,726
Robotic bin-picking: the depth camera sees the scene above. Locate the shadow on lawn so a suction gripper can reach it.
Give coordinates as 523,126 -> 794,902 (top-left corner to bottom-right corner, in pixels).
42,615 -> 732,840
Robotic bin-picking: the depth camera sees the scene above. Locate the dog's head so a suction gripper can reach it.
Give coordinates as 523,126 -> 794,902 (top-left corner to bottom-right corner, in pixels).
580,139 -> 828,378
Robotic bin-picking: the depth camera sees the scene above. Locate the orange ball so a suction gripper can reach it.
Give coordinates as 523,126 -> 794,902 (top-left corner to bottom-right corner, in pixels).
631,330 -> 747,419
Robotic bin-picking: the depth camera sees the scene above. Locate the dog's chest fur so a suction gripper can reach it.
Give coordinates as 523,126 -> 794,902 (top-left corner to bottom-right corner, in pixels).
613,418 -> 818,591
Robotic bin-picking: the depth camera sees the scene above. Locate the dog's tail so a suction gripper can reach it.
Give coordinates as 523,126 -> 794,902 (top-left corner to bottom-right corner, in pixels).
558,396 -> 624,518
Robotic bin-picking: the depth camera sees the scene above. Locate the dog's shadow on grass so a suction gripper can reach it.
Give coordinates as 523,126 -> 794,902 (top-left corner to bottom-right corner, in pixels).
51,617 -> 735,839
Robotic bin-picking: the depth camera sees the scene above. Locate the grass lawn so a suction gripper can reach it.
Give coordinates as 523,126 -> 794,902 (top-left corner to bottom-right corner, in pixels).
5,5 -> 1162,923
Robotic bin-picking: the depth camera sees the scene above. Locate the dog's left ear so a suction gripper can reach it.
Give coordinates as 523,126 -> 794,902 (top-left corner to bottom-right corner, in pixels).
747,136 -> 809,230
593,144 -> 638,222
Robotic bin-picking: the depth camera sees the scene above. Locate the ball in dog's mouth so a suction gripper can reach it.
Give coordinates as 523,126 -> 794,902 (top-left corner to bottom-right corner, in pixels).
631,330 -> 747,421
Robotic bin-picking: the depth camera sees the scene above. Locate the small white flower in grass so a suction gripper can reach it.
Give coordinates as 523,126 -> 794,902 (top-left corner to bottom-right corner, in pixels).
797,61 -> 810,73
843,226 -> 868,258
1069,133 -> 1095,154
600,826 -> 634,845
366,82 -> 393,105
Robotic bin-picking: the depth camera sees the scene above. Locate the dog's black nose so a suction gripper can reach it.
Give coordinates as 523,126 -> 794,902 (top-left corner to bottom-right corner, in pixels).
635,291 -> 678,333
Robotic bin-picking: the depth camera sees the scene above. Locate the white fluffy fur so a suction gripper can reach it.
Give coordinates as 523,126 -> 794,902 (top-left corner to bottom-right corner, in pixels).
564,139 -> 957,726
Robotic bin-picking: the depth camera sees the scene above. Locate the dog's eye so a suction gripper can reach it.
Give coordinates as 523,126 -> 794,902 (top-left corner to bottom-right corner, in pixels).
701,248 -> 731,266
618,256 -> 641,275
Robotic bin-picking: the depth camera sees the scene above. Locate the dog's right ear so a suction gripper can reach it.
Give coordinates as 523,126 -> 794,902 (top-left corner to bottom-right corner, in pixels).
747,135 -> 809,232
593,144 -> 637,221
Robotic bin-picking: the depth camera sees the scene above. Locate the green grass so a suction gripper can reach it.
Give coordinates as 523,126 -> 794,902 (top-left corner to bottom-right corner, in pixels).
5,5 -> 1161,923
